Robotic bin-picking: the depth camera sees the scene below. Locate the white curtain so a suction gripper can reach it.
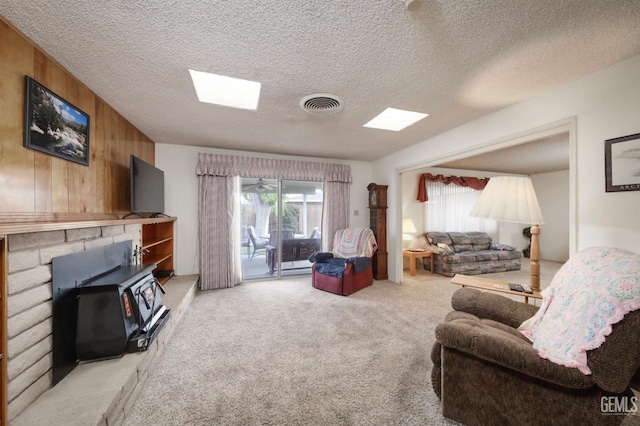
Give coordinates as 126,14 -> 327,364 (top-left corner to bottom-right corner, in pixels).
196,154 -> 352,290
425,180 -> 497,238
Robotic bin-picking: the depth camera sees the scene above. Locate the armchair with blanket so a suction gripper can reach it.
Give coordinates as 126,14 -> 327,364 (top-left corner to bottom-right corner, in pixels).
431,247 -> 640,426
309,228 -> 378,296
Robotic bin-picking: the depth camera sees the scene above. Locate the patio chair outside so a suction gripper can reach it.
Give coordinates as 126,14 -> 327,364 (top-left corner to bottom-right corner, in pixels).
247,226 -> 268,260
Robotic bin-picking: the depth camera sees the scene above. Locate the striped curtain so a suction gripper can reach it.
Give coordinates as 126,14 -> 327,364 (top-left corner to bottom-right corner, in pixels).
322,181 -> 350,251
198,175 -> 235,290
196,154 -> 351,182
196,154 -> 351,290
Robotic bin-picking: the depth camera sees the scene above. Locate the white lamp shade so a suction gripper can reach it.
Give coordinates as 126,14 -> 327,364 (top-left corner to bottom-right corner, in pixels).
402,217 -> 417,234
469,176 -> 544,225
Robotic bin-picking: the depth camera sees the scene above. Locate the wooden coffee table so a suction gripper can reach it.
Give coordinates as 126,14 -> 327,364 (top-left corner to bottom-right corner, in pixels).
450,274 -> 542,303
403,250 -> 434,276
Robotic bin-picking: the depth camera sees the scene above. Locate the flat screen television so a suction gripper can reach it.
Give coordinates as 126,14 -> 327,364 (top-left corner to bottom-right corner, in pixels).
130,155 -> 165,216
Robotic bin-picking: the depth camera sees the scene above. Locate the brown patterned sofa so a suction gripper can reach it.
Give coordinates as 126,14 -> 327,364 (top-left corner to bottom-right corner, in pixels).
424,231 -> 521,276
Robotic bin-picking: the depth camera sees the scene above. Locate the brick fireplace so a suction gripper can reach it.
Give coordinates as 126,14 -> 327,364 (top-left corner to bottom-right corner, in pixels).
5,224 -> 142,421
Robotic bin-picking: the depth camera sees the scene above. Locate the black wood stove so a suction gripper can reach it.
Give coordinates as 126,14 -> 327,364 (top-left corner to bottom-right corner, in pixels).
51,241 -> 170,385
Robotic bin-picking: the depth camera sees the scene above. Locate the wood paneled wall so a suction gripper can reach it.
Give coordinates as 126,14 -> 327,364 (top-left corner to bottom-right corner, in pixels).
0,18 -> 155,219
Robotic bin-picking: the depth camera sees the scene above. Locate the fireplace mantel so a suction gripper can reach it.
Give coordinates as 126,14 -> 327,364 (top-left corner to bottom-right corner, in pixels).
0,215 -> 176,235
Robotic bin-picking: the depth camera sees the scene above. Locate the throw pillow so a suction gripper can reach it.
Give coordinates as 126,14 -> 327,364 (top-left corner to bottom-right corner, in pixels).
437,243 -> 454,255
428,244 -> 445,255
489,242 -> 515,251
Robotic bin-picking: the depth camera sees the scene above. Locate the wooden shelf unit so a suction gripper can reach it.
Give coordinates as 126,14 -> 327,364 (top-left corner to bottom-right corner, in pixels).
142,219 -> 175,284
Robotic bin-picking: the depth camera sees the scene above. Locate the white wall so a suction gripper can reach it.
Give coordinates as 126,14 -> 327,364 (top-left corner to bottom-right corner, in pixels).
375,54 -> 640,282
400,171 -> 423,239
156,144 -> 373,275
531,170 -> 570,262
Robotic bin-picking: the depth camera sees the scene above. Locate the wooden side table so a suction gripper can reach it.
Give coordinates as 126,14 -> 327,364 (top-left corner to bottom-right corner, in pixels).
403,250 -> 433,276
450,274 -> 542,304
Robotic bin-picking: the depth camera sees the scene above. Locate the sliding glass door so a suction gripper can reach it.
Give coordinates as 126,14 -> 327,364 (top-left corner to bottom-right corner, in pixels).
273,180 -> 323,277
240,178 -> 323,280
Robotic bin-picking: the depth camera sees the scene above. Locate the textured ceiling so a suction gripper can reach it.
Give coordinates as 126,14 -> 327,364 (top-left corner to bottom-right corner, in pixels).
2,1 -> 640,162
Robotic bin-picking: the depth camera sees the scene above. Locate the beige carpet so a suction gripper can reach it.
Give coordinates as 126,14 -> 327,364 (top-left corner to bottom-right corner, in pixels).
124,260 -> 639,425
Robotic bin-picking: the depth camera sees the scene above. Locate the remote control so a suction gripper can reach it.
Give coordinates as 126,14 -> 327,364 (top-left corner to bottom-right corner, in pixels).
520,284 -> 533,294
508,283 -> 523,292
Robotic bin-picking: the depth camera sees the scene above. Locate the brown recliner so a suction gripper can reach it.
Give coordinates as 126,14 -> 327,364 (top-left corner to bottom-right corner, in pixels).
431,288 -> 640,426
310,228 -> 377,296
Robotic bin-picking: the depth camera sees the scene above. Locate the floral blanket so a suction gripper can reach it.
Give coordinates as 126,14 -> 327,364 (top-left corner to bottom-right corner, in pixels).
518,247 -> 640,374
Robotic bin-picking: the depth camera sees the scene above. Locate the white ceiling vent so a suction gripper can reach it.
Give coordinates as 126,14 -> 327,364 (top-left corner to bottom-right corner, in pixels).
300,93 -> 343,114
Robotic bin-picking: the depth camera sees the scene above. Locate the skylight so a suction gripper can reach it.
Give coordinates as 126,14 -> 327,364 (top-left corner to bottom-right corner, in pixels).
363,107 -> 428,131
188,69 -> 261,111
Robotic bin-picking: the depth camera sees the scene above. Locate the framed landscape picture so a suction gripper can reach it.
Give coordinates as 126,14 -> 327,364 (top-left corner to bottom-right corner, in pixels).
605,133 -> 640,192
23,76 -> 90,166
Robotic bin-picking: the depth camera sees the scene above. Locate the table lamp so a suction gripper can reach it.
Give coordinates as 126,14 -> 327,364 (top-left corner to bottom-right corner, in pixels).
402,217 -> 417,249
469,176 -> 545,291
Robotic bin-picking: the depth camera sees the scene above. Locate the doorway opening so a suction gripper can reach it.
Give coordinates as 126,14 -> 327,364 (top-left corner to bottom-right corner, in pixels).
396,117 -> 576,281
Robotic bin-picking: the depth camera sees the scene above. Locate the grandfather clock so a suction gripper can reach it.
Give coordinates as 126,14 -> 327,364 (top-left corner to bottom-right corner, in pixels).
367,183 -> 388,280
